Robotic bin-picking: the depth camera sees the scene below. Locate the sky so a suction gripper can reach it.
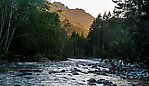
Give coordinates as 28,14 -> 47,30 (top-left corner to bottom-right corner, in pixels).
50,0 -> 116,18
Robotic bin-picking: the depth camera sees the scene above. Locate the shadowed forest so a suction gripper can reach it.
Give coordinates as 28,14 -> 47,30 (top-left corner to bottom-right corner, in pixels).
0,0 -> 149,67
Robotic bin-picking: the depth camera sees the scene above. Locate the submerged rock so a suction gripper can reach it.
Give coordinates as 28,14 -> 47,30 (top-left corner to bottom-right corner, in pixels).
73,68 -> 81,72
49,71 -> 59,74
87,78 -> 97,85
97,79 -> 113,85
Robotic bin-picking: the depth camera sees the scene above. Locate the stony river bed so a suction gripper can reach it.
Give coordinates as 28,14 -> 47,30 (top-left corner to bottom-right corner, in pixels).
0,58 -> 149,86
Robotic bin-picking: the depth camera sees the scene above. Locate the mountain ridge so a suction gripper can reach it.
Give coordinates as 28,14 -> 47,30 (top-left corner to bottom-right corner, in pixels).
49,2 -> 95,37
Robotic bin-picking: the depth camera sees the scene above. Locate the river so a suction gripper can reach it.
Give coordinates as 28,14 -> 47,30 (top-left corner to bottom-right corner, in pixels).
0,58 -> 148,86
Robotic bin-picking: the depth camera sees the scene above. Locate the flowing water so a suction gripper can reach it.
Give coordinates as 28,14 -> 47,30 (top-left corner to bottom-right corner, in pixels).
0,58 -> 148,86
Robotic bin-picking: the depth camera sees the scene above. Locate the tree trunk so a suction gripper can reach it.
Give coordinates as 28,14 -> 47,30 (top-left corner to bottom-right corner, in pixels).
0,1 -> 7,46
6,22 -> 16,51
4,0 -> 14,51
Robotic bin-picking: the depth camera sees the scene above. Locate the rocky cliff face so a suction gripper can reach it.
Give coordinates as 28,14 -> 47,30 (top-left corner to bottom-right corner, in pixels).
50,2 -> 95,37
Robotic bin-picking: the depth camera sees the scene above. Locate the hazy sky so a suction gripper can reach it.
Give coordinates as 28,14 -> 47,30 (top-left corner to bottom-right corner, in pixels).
51,0 -> 116,18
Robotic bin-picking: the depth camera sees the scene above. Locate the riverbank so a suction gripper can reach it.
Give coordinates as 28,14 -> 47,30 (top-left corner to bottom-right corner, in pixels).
0,54 -> 67,62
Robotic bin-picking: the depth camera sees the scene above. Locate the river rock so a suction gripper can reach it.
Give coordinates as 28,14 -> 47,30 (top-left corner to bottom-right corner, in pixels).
88,78 -> 96,82
102,68 -> 109,73
132,82 -> 144,86
74,68 -> 81,72
115,72 -> 120,76
87,78 -> 96,85
91,65 -> 97,68
49,71 -> 59,74
88,70 -> 95,73
120,75 -> 127,79
88,63 -> 97,67
97,79 -> 103,84
107,81 -> 113,85
104,80 -> 110,85
14,84 -> 21,86
68,74 -> 72,76
23,72 -> 32,76
60,69 -> 65,72
49,71 -> 53,74
97,79 -> 105,84
81,64 -> 85,66
72,71 -> 79,75
71,68 -> 81,72
84,67 -> 88,69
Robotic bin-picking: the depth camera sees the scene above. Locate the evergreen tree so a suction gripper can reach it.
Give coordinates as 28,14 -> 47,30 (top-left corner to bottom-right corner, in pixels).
113,0 -> 149,65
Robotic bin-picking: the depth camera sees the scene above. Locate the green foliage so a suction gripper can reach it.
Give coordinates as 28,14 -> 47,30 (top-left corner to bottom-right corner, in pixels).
112,0 -> 149,66
87,12 -> 128,57
0,0 -> 69,61
7,0 -> 63,56
67,31 -> 87,57
97,48 -> 109,59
